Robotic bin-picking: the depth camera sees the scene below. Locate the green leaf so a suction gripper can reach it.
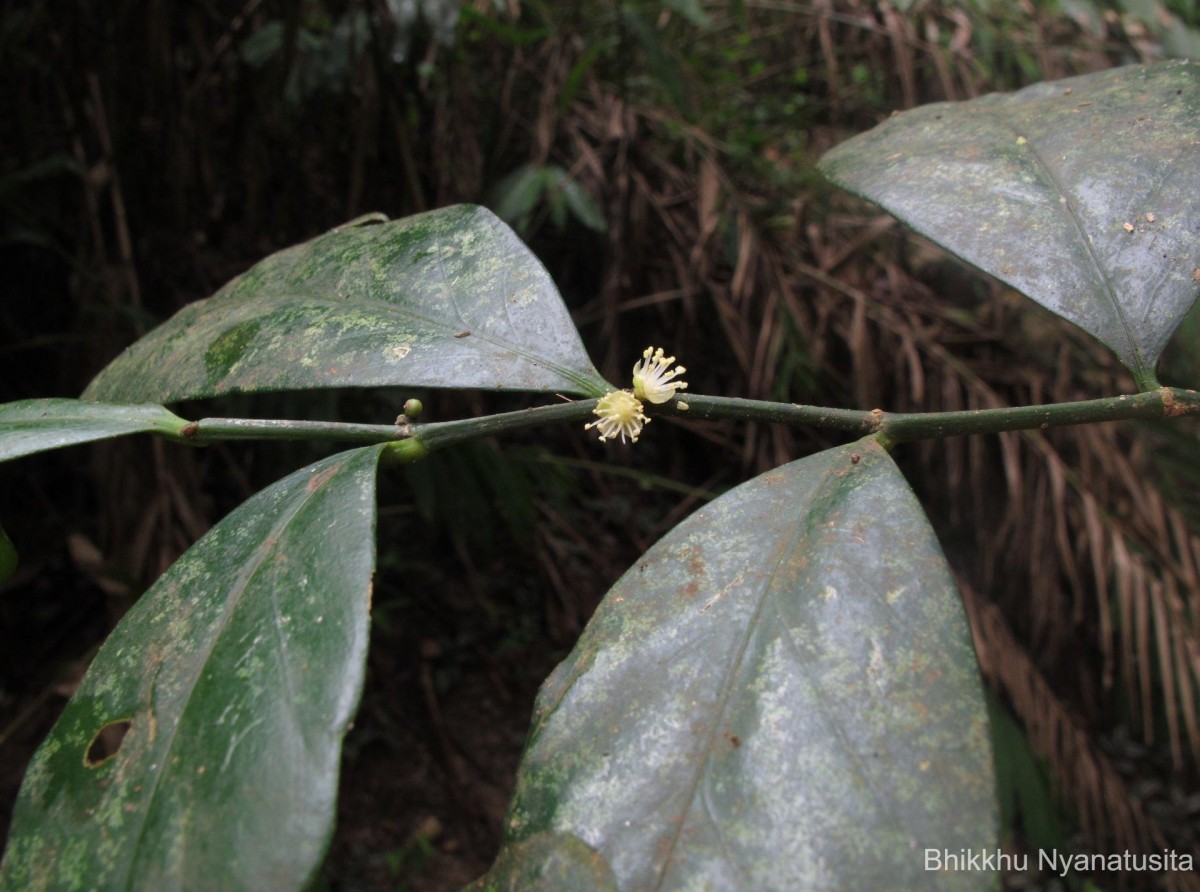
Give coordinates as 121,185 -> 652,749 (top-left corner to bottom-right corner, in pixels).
83,206 -> 609,404
0,399 -> 188,463
987,697 -> 1066,855
663,0 -> 712,29
492,166 -> 607,235
492,166 -> 550,229
560,179 -> 607,233
819,61 -> 1200,389
490,438 -> 998,891
238,19 -> 283,68
0,446 -> 385,891
620,5 -> 688,111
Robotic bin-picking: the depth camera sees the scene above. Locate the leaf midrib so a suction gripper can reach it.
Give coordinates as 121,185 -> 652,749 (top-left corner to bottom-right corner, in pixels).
652,465 -> 845,890
987,110 -> 1146,378
114,461 -> 342,886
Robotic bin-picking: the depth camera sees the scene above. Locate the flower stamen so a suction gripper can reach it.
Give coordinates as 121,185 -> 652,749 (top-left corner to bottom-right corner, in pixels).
632,346 -> 688,404
585,390 -> 649,443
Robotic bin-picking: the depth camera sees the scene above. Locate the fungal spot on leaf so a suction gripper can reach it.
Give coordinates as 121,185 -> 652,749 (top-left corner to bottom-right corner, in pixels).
307,466 -> 339,492
85,719 -> 132,768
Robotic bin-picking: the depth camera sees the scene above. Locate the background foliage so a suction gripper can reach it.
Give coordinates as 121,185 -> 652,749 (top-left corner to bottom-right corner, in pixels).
2,1 -> 1198,889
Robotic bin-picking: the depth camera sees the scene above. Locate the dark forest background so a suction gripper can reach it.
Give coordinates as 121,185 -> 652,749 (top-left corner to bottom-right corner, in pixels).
2,2 -> 1199,889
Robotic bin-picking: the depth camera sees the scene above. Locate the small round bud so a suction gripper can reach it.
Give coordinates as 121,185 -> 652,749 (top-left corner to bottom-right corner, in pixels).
402,398 -> 424,420
382,438 -> 428,466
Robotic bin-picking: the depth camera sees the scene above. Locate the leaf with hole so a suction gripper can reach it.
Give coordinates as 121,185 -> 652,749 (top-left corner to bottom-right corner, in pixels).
0,399 -> 187,464
0,446 -> 385,891
83,205 -> 609,403
487,438 -> 997,891
819,61 -> 1200,388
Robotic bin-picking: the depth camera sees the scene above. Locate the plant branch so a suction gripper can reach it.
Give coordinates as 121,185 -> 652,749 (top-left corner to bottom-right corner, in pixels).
664,388 -> 1200,444
174,417 -> 411,445
408,399 -> 600,450
169,387 -> 1199,456
171,400 -> 603,452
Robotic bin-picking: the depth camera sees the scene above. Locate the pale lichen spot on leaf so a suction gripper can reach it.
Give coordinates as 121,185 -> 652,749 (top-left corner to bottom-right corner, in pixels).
738,639 -> 841,886
509,282 -> 541,309
867,637 -> 888,692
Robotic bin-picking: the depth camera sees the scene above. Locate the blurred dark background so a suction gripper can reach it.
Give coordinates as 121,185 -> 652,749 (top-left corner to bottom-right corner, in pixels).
2,2 -> 1199,889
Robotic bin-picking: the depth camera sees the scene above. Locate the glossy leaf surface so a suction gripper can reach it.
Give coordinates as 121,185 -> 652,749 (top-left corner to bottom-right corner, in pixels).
492,438 -> 997,891
0,446 -> 385,891
84,206 -> 608,403
819,61 -> 1200,387
466,832 -> 619,892
0,399 -> 187,463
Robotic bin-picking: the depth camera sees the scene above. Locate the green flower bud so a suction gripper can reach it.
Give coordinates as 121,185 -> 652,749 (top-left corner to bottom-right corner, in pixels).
382,438 -> 428,465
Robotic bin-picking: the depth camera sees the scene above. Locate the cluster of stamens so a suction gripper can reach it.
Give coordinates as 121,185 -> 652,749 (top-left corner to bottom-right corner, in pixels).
585,346 -> 688,444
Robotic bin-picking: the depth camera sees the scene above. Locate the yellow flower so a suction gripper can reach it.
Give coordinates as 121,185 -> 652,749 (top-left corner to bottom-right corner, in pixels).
632,346 -> 688,404
585,390 -> 648,443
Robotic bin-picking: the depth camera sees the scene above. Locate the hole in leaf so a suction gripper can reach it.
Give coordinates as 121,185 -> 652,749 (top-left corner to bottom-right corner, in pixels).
84,718 -> 132,768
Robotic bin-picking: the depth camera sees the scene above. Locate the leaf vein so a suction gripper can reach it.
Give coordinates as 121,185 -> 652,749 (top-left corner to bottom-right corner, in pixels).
988,110 -> 1145,377
118,473 -> 330,884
